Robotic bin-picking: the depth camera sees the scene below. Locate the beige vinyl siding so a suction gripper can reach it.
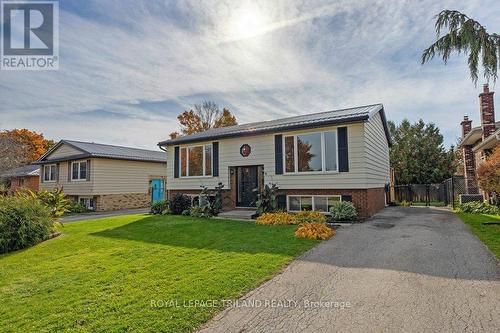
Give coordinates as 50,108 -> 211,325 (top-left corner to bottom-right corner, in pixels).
40,160 -> 94,195
40,158 -> 167,195
364,112 -> 390,187
46,144 -> 82,159
166,122 -> 371,190
91,159 -> 166,194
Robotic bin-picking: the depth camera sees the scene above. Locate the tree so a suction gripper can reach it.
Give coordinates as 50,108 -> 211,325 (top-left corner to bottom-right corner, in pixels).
422,10 -> 500,84
0,129 -> 54,174
169,101 -> 237,139
389,119 -> 455,184
476,147 -> 500,194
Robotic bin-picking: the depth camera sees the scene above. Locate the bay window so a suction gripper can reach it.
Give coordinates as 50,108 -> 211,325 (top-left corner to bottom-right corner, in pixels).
284,130 -> 339,173
180,144 -> 212,177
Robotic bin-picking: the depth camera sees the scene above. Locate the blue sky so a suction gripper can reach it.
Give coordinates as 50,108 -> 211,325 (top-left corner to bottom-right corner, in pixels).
1,0 -> 499,149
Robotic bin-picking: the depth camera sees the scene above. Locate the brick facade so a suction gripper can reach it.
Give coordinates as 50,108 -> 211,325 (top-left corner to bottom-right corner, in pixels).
278,188 -> 385,218
95,193 -> 150,211
9,176 -> 39,193
169,187 -> 386,218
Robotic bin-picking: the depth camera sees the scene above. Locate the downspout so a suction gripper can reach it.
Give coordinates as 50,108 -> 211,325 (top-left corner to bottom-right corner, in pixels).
158,143 -> 169,199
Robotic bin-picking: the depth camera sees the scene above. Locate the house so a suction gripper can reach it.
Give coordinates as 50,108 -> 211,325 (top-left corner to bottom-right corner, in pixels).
158,104 -> 391,217
459,84 -> 499,198
35,140 -> 167,211
0,164 -> 40,193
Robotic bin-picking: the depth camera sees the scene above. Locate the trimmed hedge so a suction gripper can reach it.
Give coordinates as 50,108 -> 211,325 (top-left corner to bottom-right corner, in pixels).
0,196 -> 54,254
457,202 -> 500,215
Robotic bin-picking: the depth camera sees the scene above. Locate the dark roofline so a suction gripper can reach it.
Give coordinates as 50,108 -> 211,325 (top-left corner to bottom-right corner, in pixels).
158,104 -> 392,146
161,116 -> 369,146
37,140 -> 166,164
35,154 -> 167,165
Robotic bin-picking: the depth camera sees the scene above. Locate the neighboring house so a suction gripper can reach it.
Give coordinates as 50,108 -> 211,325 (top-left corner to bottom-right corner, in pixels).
459,84 -> 499,198
35,140 -> 167,211
0,164 -> 40,193
158,104 -> 391,217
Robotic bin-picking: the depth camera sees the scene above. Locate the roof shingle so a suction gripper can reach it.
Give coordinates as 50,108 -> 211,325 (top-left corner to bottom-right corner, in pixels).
159,104 -> 388,146
38,140 -> 166,163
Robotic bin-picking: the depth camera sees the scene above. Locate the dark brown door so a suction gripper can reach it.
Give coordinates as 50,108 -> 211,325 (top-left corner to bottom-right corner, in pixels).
237,166 -> 259,207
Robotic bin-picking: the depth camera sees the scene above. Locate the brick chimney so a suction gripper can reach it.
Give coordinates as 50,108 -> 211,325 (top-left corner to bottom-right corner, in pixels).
479,83 -> 496,139
460,117 -> 478,193
461,116 -> 472,138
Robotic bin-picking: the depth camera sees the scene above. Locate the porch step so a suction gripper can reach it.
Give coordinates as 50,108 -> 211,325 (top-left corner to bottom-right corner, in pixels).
217,210 -> 256,221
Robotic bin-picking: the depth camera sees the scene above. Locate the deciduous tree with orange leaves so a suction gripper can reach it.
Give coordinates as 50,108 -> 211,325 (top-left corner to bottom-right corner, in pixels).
0,129 -> 54,173
169,101 -> 237,139
477,146 -> 500,194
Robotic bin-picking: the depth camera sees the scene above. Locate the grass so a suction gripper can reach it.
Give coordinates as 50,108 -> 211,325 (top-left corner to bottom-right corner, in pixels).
0,214 -> 318,332
456,212 -> 500,259
411,201 -> 446,207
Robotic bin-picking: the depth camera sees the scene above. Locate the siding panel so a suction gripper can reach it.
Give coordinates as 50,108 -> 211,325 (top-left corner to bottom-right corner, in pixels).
46,144 -> 82,159
166,123 -> 370,190
364,112 -> 390,187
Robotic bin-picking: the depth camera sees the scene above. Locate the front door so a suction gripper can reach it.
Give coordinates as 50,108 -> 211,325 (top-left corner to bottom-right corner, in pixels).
151,179 -> 165,203
236,166 -> 259,207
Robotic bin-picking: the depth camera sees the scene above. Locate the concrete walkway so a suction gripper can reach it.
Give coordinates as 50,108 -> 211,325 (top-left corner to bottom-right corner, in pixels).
199,207 -> 500,333
61,208 -> 149,223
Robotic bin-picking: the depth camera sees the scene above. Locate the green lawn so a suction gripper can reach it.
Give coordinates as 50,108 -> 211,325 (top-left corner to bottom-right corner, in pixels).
456,212 -> 500,259
0,214 -> 317,332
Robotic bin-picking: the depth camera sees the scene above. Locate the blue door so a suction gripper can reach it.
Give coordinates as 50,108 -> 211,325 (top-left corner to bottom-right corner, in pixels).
151,179 -> 165,203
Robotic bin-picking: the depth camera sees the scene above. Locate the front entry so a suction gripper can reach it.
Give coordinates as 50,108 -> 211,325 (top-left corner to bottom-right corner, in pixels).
236,166 -> 259,207
151,179 -> 165,203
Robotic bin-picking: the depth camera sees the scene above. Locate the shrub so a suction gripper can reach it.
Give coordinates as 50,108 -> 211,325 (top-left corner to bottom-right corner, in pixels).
150,200 -> 169,215
69,202 -> 88,214
0,196 -> 55,254
457,201 -> 500,215
295,211 -> 326,224
254,183 -> 279,215
476,146 -> 500,194
256,212 -> 297,225
329,201 -> 358,221
399,200 -> 411,207
16,188 -> 71,218
295,222 -> 335,240
188,205 -> 213,218
169,194 -> 192,215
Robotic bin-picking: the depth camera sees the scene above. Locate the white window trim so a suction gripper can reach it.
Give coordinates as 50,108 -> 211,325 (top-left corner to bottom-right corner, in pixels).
286,195 -> 342,213
71,161 -> 88,181
282,130 -> 340,175
78,196 -> 95,211
179,144 -> 213,178
43,164 -> 57,182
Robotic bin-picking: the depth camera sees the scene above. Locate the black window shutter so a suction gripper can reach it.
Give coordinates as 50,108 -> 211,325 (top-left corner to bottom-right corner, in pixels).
174,147 -> 179,178
212,142 -> 219,177
56,163 -> 60,182
86,160 -> 91,181
68,162 -> 71,181
275,134 -> 283,175
40,166 -> 44,183
338,127 -> 349,172
277,194 -> 287,210
341,194 -> 352,202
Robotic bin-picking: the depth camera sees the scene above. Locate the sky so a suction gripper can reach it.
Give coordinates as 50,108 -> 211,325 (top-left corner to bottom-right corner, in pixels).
1,0 -> 499,150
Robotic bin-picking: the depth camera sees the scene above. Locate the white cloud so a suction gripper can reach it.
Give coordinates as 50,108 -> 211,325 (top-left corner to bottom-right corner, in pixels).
0,0 -> 498,149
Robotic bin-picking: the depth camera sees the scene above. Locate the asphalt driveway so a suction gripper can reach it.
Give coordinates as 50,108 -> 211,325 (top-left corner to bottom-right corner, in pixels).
61,208 -> 149,223
199,207 -> 500,332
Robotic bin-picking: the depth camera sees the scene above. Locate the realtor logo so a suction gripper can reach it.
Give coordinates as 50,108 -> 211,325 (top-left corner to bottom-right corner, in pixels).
1,0 -> 59,70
